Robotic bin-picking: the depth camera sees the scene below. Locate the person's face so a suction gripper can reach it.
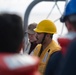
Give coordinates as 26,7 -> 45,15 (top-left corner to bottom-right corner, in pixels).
35,32 -> 44,44
28,33 -> 37,42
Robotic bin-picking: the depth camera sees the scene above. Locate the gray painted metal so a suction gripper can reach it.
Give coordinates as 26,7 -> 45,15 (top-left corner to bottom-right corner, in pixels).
34,0 -> 65,1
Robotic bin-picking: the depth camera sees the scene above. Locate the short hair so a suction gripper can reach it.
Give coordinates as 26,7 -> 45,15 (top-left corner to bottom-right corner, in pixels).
50,34 -> 53,39
0,13 -> 24,53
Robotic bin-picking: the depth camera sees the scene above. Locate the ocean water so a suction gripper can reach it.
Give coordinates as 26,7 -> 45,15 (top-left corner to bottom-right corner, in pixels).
0,0 -> 67,42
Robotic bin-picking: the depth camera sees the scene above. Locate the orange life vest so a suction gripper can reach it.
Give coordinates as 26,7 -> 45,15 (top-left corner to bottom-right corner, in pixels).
58,32 -> 76,55
0,53 -> 40,75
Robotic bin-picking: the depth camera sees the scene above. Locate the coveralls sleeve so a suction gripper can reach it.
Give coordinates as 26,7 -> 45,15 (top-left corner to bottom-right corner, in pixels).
44,51 -> 62,75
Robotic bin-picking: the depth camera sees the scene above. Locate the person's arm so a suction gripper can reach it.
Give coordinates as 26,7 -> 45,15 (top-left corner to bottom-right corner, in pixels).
44,51 -> 62,75
58,40 -> 76,75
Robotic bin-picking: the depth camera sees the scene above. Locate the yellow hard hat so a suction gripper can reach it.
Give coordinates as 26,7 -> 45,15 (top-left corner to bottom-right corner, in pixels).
34,19 -> 57,34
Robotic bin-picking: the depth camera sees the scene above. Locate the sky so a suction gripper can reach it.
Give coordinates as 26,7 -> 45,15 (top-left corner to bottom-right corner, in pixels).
0,0 -> 68,42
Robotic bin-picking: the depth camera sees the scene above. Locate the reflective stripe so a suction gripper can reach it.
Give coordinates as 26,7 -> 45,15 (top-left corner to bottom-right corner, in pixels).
42,52 -> 49,62
4,55 -> 36,69
35,47 -> 38,51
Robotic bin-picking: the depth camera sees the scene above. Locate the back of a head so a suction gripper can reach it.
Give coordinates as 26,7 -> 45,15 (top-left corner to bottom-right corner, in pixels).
0,13 -> 24,53
60,0 -> 76,23
28,23 -> 37,34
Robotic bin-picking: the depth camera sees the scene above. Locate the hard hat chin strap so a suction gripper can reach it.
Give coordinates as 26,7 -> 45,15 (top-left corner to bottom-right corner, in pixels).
41,33 -> 47,44
38,33 -> 47,57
